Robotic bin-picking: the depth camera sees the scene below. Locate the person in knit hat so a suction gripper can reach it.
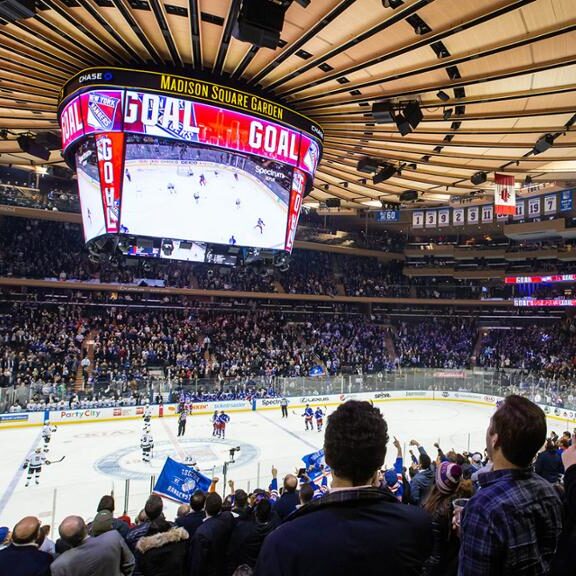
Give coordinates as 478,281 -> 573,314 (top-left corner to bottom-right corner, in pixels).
421,461 -> 466,576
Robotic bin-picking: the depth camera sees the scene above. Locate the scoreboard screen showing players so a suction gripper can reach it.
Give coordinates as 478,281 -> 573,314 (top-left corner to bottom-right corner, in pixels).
58,68 -> 323,257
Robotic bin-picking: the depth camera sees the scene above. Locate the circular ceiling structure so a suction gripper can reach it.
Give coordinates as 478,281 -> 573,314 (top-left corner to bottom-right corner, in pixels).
0,0 -> 575,209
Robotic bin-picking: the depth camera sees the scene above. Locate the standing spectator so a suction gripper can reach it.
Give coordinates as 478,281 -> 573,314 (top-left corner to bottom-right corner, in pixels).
535,439 -> 564,484
458,395 -> 563,575
272,469 -> 299,520
175,491 -> 206,538
50,516 -> 134,576
409,440 -> 434,506
190,492 -> 235,576
0,516 -> 52,576
551,441 -> 576,575
422,462 -> 464,576
255,401 -> 432,575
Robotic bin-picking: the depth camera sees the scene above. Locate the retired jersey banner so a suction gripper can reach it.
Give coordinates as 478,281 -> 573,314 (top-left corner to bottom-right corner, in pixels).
412,211 -> 424,228
481,204 -> 493,223
438,209 -> 450,227
467,206 -> 479,225
528,197 -> 541,218
425,210 -> 437,228
544,194 -> 557,215
514,200 -> 525,220
494,173 -> 516,215
560,190 -> 573,212
453,207 -> 465,226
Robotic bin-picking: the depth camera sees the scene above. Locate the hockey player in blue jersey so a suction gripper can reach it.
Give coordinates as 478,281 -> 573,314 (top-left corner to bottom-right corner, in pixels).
302,404 -> 314,431
314,407 -> 325,432
217,411 -> 230,439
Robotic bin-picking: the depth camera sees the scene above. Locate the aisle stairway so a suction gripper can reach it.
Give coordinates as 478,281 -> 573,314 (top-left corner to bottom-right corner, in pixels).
384,328 -> 398,361
74,330 -> 96,392
471,328 -> 486,366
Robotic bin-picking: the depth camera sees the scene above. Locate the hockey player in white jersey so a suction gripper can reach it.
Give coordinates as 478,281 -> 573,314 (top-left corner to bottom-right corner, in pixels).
141,431 -> 154,463
23,447 -> 48,487
143,403 -> 152,431
42,421 -> 57,453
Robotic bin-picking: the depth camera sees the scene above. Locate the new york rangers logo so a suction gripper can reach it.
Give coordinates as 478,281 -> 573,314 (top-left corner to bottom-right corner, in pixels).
87,93 -> 120,130
157,98 -> 200,142
303,140 -> 319,173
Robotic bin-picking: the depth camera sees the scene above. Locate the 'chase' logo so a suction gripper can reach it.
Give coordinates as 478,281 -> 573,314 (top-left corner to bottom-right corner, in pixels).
310,124 -> 324,139
78,71 -> 113,83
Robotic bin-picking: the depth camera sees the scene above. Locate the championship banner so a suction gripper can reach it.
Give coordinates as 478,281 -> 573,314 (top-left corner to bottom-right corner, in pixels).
412,211 -> 424,228
438,208 -> 450,227
494,173 -> 515,215
453,207 -> 464,226
154,457 -> 212,503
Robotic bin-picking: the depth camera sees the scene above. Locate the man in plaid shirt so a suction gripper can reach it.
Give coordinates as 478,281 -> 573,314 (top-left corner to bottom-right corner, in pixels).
458,395 -> 562,575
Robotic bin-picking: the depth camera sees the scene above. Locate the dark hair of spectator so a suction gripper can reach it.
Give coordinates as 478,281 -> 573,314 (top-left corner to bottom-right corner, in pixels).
97,495 -> 115,513
205,492 -> 223,517
324,400 -> 388,485
299,483 -> 315,505
144,494 -> 163,521
255,498 -> 272,524
490,395 -> 547,468
190,490 -> 206,512
419,453 -> 431,470
234,489 -> 248,509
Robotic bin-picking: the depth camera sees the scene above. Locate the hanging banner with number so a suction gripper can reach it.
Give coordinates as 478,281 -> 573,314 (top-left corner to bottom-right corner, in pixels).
467,206 -> 479,225
528,197 -> 541,218
543,195 -> 557,215
412,211 -> 424,228
438,209 -> 450,227
481,204 -> 493,223
453,207 -> 464,226
425,210 -> 437,228
497,210 -> 509,221
514,200 -> 525,220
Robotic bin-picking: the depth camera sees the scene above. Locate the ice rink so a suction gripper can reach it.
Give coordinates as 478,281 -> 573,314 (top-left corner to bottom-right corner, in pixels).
0,399 -> 504,531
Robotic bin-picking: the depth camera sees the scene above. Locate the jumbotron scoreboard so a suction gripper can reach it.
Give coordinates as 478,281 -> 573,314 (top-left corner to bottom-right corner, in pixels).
58,68 -> 323,263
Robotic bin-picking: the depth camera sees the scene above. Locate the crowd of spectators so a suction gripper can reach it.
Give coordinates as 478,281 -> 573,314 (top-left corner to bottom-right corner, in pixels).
341,257 -> 408,297
1,397 -> 575,576
278,251 -> 338,295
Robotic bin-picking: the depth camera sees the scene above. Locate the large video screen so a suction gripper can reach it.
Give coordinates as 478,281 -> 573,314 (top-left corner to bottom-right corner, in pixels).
120,136 -> 294,250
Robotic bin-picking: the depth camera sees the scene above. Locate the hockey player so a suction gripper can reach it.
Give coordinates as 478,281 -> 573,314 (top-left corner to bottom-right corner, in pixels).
234,173 -> 239,182
125,168 -> 131,182
217,411 -> 230,439
255,218 -> 265,234
199,174 -> 206,186
212,410 -> 219,437
314,407 -> 325,432
167,182 -> 176,195
302,404 -> 314,431
194,191 -> 200,204
235,198 -> 241,209
23,447 -> 48,487
141,431 -> 154,463
143,402 -> 152,431
42,421 -> 57,453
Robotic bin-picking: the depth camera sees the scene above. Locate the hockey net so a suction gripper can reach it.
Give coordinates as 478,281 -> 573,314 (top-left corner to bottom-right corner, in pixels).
176,164 -> 195,176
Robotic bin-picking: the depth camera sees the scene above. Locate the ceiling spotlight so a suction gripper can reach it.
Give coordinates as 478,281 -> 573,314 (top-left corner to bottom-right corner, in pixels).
372,101 -> 394,123
382,0 -> 403,7
533,134 -> 555,155
357,157 -> 381,174
373,163 -> 397,184
471,171 -> 487,186
404,101 -> 423,130
294,0 -> 311,7
421,155 -> 431,162
524,175 -> 533,186
437,90 -> 450,102
443,108 -> 453,120
393,112 -> 412,136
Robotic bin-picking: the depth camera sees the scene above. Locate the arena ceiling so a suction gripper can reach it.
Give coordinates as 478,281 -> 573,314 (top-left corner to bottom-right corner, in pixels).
0,0 -> 575,209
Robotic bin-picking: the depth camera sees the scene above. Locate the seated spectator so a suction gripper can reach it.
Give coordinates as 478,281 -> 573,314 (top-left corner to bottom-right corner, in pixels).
88,495 -> 130,539
135,514 -> 188,576
535,439 -> 564,484
255,400 -> 433,575
0,516 -> 52,576
190,492 -> 235,576
175,490 -> 206,538
458,396 -> 563,575
50,515 -> 135,576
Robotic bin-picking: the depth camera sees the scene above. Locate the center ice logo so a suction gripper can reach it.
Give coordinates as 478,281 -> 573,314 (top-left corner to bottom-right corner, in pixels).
87,93 -> 120,130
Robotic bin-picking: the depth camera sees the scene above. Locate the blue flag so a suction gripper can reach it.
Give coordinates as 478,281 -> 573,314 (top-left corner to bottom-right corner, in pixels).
154,457 -> 212,503
301,449 -> 329,480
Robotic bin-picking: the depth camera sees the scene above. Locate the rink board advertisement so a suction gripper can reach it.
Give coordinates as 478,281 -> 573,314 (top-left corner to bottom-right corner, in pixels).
3,391 -> 576,428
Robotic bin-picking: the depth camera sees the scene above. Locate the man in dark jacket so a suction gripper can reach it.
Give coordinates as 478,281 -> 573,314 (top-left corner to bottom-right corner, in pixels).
255,400 -> 433,576
535,439 -> 564,484
89,495 -> 130,539
272,471 -> 299,520
190,492 -> 235,576
175,491 -> 206,538
409,440 -> 435,506
0,516 -> 52,576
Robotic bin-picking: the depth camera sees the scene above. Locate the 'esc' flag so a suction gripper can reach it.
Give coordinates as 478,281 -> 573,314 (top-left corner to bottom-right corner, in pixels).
154,457 -> 211,504
494,173 -> 516,216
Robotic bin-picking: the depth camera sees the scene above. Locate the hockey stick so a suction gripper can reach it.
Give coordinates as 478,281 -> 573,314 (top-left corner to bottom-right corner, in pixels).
46,456 -> 66,465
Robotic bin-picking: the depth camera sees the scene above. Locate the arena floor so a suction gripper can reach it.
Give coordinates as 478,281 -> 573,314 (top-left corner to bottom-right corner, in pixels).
0,399 -> 504,530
